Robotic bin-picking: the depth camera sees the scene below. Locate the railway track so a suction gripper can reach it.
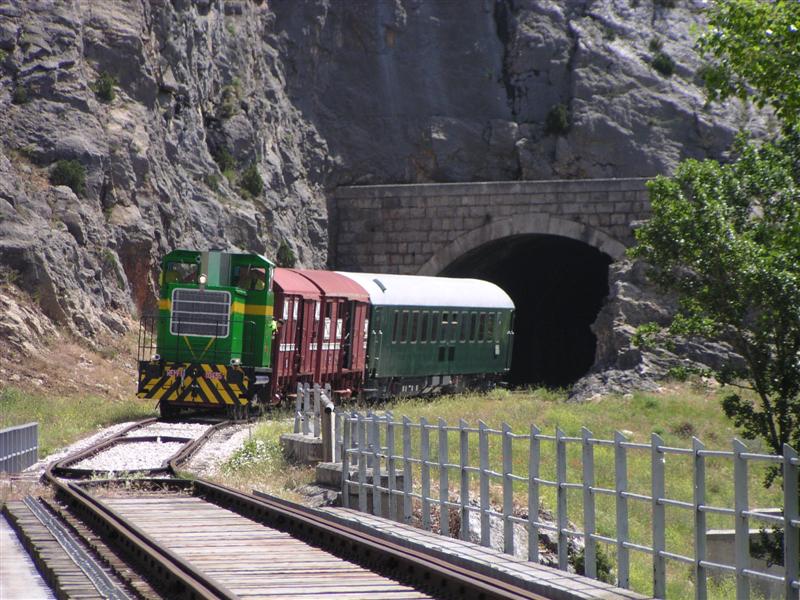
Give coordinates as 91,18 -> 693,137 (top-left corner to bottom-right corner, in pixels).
6,418 -> 550,599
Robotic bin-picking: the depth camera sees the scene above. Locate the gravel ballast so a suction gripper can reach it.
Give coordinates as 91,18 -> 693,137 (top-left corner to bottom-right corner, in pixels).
73,441 -> 186,472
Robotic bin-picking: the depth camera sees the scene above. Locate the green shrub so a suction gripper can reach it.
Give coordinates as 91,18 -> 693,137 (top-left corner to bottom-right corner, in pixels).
205,173 -> 221,192
218,80 -> 241,118
11,85 -> 28,104
544,103 -> 570,135
651,51 -> 676,77
0,49 -> 8,62
93,72 -> 116,103
276,240 -> 296,268
572,546 -> 615,584
648,37 -> 663,53
240,164 -> 264,197
212,146 -> 236,172
50,159 -> 86,196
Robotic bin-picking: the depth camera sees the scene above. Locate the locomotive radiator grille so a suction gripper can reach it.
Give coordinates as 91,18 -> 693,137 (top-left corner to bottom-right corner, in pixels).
169,289 -> 231,338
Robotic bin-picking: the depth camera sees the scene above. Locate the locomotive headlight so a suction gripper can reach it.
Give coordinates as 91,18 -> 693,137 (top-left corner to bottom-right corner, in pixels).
152,354 -> 161,362
230,358 -> 241,366
198,273 -> 208,286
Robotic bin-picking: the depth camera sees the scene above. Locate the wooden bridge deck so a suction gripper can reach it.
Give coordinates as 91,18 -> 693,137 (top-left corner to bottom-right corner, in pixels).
104,495 -> 431,599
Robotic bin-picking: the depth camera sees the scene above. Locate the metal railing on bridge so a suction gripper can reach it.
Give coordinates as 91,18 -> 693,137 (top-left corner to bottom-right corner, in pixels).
0,422 -> 39,474
339,412 -> 799,600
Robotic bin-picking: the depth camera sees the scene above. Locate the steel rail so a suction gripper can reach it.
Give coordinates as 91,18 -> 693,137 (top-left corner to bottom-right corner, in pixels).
198,479 -> 549,600
43,468 -> 235,599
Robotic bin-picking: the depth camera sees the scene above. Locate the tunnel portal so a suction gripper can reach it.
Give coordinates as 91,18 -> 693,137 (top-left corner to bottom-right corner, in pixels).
441,234 -> 612,388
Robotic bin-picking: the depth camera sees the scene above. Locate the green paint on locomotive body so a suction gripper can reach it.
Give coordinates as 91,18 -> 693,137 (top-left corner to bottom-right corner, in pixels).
155,249 -> 275,369
366,304 -> 514,378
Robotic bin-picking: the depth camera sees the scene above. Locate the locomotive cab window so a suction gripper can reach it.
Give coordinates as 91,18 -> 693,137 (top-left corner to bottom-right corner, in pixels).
164,262 -> 198,284
232,265 -> 266,291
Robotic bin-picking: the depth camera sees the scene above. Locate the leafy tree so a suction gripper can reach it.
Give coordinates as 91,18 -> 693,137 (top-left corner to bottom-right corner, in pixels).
698,0 -> 800,126
630,134 -> 800,459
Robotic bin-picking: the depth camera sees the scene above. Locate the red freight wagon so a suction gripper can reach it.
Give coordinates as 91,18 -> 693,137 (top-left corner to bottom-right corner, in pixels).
270,268 -> 321,403
292,269 -> 370,399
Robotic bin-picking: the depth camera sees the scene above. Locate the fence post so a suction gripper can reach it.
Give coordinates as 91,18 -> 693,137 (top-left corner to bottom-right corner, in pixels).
528,424 -> 541,563
459,419 -> 470,541
294,383 -> 302,433
421,417 -> 431,531
321,404 -> 334,462
387,416 -> 397,521
372,413 -> 382,517
439,418 -> 450,537
367,411 -> 376,468
556,427 -> 568,570
733,439 -> 749,600
302,383 -> 310,436
502,423 -> 514,556
651,433 -> 666,599
313,383 -> 321,438
342,415 -> 351,508
582,427 -> 596,579
614,430 -> 630,589
784,444 -> 799,600
403,416 -> 412,524
334,412 -> 343,462
693,437 -> 707,600
358,414 -> 368,513
479,420 -> 490,547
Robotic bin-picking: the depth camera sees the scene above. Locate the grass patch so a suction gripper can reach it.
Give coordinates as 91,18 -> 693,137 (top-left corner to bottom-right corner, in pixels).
211,415 -> 314,502
0,386 -> 156,458
375,385 -> 782,599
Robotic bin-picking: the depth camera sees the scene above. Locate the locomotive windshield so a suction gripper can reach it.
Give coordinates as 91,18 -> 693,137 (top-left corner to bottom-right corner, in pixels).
164,262 -> 198,284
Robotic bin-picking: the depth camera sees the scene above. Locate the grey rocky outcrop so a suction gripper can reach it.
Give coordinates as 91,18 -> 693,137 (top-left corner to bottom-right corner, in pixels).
0,0 -> 767,387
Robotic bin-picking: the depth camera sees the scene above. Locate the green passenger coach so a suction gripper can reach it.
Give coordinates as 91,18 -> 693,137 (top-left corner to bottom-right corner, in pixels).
137,249 -> 275,418
337,272 -> 515,398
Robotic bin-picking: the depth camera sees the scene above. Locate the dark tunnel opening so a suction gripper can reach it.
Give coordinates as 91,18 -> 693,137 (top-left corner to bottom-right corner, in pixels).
441,235 -> 612,388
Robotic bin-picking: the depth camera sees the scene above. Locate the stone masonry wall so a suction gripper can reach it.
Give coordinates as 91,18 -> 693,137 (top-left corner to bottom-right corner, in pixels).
332,178 -> 650,274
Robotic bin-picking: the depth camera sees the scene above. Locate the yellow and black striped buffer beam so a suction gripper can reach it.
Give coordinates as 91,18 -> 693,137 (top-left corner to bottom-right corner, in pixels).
138,363 -> 248,406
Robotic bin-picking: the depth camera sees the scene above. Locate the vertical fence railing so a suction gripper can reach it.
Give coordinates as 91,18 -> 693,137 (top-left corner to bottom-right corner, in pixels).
292,382 -> 339,462
339,413 -> 800,600
0,422 -> 39,473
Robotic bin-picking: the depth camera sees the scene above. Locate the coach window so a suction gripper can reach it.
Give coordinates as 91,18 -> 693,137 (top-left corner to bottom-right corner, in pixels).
430,312 -> 439,342
421,313 -> 429,342
452,313 -> 461,342
459,312 -> 467,342
486,312 -> 494,341
411,311 -> 419,343
469,312 -> 477,342
478,313 -> 486,341
495,313 -> 503,341
440,312 -> 448,341
392,311 -> 399,343
401,311 -> 409,343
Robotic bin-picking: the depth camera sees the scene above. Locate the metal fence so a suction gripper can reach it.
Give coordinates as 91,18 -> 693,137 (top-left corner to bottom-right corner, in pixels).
293,382 -> 342,462
339,413 -> 799,600
0,422 -> 39,473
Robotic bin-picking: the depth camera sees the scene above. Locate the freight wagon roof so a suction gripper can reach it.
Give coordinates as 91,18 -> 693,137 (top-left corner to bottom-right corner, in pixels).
337,272 -> 514,309
292,269 -> 369,302
273,268 -> 321,299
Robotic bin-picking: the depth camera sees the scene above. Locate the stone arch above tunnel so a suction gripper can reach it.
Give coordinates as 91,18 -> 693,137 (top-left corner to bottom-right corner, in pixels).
416,214 -> 627,276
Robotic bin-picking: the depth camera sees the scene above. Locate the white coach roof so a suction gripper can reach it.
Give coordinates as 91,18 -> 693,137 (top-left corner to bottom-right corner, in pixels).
337,272 -> 514,310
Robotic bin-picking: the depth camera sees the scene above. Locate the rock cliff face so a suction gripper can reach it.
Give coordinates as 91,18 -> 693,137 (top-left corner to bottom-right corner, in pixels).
0,1 -> 765,354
